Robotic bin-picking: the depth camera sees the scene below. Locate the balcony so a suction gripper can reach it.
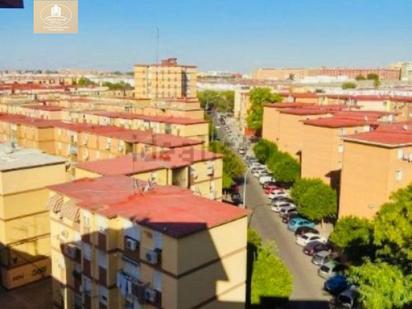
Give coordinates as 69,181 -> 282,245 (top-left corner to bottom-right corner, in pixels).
98,266 -> 107,286
82,258 -> 91,277
123,237 -> 140,261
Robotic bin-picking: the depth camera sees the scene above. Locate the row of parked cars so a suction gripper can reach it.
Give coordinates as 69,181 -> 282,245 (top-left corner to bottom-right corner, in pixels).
245,154 -> 359,309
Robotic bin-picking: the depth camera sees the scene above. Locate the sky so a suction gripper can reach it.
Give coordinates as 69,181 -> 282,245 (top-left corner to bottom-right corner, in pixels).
0,0 -> 411,73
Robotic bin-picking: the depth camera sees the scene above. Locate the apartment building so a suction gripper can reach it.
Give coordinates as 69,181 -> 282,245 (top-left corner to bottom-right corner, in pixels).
339,123 -> 412,218
48,175 -> 247,309
301,117 -> 375,189
134,58 -> 197,99
0,144 -> 66,289
75,148 -> 223,200
262,104 -> 337,159
67,111 -> 209,145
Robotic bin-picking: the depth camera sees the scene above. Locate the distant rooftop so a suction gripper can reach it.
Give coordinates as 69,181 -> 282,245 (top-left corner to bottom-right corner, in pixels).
0,143 -> 65,172
49,175 -> 246,238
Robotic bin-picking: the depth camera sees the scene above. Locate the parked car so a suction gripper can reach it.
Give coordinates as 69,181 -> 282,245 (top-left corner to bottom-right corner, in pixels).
272,198 -> 294,207
268,190 -> 288,199
281,211 -> 300,223
279,205 -> 297,216
271,202 -> 295,213
262,181 -> 277,189
294,226 -> 319,237
303,241 -> 334,256
324,275 -> 350,296
312,250 -> 332,267
318,261 -> 345,279
296,233 -> 327,246
288,218 -> 316,232
330,286 -> 359,309
264,186 -> 282,194
259,175 -> 274,184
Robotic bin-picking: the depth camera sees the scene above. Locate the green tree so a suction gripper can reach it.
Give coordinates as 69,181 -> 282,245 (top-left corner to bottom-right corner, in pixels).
251,243 -> 292,305
197,90 -> 235,113
291,178 -> 337,224
209,141 -> 245,189
374,185 -> 412,263
349,261 -> 412,309
253,139 -> 278,163
248,228 -> 262,249
246,88 -> 282,131
366,73 -> 379,81
269,153 -> 300,184
342,82 -> 357,89
103,81 -> 133,90
373,79 -> 381,89
355,74 -> 366,81
330,216 -> 374,263
76,77 -> 96,87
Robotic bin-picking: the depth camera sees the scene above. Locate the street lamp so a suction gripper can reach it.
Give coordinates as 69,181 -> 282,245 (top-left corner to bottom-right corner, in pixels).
241,168 -> 251,209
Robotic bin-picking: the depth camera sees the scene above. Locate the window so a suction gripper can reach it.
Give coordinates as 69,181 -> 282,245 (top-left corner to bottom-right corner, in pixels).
97,250 -> 107,268
398,149 -> 404,160
82,276 -> 92,294
154,231 -> 162,249
395,170 -> 403,182
338,144 -> 344,153
122,257 -> 140,279
83,213 -> 91,227
98,286 -> 108,305
82,243 -> 92,260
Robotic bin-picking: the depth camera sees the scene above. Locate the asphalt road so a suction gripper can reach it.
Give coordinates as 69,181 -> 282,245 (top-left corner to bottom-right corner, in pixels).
244,174 -> 330,308
214,113 -> 330,308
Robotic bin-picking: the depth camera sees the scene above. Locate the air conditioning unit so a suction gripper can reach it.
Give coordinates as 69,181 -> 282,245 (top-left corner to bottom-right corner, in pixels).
144,288 -> 159,304
206,164 -> 214,176
105,140 -> 111,150
145,249 -> 160,265
125,238 -> 138,251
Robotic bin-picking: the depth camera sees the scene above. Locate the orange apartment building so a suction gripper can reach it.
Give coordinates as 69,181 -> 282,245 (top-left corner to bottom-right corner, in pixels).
339,123 -> 412,218
48,175 -> 247,309
262,104 -> 337,160
134,58 -> 197,99
75,148 -> 223,201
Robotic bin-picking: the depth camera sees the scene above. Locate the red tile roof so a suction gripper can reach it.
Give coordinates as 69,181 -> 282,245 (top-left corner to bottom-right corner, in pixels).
86,111 -> 206,125
49,176 -> 246,238
303,117 -> 372,128
279,108 -> 333,116
76,149 -> 222,176
264,102 -> 314,109
344,130 -> 412,147
21,105 -> 64,112
0,113 -> 57,128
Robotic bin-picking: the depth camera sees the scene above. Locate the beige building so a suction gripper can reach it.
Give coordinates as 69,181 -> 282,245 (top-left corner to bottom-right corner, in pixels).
48,175 -> 247,309
75,148 -> 223,201
0,144 -> 66,289
340,124 -> 412,218
134,58 -> 197,99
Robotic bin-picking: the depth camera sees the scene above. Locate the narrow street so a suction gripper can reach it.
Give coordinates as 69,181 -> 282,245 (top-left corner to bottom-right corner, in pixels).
215,113 -> 330,308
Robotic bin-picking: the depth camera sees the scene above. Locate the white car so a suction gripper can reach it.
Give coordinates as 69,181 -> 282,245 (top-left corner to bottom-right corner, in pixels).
271,202 -> 295,212
253,168 -> 267,177
259,175 -> 273,184
296,233 -> 327,246
268,191 -> 288,199
250,162 -> 264,169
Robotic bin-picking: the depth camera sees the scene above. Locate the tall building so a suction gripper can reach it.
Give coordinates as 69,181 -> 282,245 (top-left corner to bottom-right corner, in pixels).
48,175 -> 247,309
0,144 -> 66,289
134,58 -> 197,99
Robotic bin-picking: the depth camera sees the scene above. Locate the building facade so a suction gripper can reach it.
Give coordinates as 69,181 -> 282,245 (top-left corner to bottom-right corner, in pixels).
0,144 -> 66,289
48,175 -> 247,309
134,58 -> 197,99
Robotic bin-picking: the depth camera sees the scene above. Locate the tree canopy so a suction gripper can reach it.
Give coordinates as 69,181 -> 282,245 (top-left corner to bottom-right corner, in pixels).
373,185 -> 412,263
253,139 -> 300,185
251,242 -> 292,305
291,178 -> 337,222
209,141 -> 245,188
76,77 -> 96,87
342,82 -> 357,89
246,88 -> 282,131
349,261 -> 412,309
329,216 -> 374,263
102,81 -> 133,90
198,90 -> 235,113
